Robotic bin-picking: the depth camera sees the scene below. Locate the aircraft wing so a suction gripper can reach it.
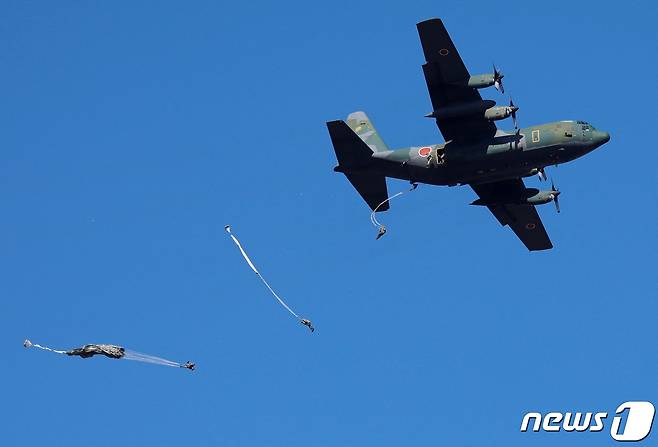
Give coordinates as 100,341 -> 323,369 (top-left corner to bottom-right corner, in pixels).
470,179 -> 553,251
417,18 -> 497,141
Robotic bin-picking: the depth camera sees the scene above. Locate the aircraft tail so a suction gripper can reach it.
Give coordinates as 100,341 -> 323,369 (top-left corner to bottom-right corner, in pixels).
326,112 -> 390,212
345,111 -> 390,153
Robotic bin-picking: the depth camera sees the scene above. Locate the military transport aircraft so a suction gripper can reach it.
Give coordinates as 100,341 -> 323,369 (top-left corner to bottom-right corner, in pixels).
327,18 -> 609,251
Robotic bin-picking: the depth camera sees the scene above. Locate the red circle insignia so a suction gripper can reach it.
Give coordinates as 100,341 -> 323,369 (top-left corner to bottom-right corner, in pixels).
419,147 -> 432,157
525,223 -> 536,230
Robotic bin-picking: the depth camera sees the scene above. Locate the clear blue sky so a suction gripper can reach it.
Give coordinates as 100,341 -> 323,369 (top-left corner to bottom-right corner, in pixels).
2,1 -> 656,446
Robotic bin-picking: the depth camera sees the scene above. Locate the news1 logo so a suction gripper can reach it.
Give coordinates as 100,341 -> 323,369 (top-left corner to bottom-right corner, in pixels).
520,401 -> 655,442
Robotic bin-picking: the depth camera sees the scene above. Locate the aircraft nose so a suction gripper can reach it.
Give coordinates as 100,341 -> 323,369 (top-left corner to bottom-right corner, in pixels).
594,130 -> 610,145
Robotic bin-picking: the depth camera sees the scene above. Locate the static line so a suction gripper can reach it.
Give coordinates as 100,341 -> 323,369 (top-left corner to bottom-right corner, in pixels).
370,183 -> 418,227
225,232 -> 258,274
224,225 -> 301,320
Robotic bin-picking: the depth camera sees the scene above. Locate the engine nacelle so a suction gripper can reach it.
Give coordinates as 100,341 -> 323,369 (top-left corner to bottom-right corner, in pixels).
465,74 -> 496,89
426,100 -> 495,120
471,188 -> 557,206
484,106 -> 514,121
525,189 -> 557,205
426,100 -> 516,123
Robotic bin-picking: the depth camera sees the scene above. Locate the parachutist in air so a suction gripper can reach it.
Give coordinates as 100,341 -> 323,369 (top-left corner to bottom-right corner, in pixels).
301,319 -> 315,333
376,225 -> 387,240
181,361 -> 195,371
66,344 -> 125,359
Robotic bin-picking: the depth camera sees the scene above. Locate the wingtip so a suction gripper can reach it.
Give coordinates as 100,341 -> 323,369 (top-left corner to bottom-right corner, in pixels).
528,243 -> 554,252
326,120 -> 346,132
416,17 -> 443,27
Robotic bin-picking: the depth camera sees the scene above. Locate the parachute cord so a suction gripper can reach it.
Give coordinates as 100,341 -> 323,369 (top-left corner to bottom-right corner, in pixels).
122,350 -> 182,368
370,183 -> 418,231
255,273 -> 300,319
23,340 -> 66,354
224,225 -> 302,321
371,190 -> 404,227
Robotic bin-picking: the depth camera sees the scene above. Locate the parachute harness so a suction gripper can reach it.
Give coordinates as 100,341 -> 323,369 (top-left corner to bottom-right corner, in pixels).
370,183 -> 418,239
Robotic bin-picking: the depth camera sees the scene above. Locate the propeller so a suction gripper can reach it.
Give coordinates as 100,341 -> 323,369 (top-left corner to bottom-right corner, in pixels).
538,167 -> 547,181
508,97 -> 519,129
493,64 -> 505,93
550,179 -> 561,213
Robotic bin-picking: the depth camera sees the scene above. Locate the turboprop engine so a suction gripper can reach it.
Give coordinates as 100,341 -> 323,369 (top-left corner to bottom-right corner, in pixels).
470,183 -> 561,213
483,104 -> 518,122
425,99 -> 518,126
459,65 -> 505,92
527,182 -> 561,212
465,73 -> 495,89
525,189 -> 559,206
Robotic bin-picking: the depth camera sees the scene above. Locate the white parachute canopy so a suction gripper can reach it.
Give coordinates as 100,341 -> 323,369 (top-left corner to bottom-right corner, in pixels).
225,225 -> 314,332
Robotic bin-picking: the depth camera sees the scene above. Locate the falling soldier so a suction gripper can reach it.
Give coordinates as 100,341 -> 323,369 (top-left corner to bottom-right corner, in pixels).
181,361 -> 195,371
301,319 -> 315,333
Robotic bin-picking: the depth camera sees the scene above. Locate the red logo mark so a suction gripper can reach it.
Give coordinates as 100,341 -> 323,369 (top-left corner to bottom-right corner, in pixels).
418,147 -> 432,157
525,223 -> 536,230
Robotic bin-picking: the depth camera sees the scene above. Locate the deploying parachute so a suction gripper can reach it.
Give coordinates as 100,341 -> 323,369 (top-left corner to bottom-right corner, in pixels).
66,343 -> 125,359
23,340 -> 195,370
225,225 -> 315,333
370,183 -> 418,239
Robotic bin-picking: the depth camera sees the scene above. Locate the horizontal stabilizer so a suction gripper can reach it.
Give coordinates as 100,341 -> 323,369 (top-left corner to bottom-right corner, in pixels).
345,173 -> 389,212
327,120 -> 389,211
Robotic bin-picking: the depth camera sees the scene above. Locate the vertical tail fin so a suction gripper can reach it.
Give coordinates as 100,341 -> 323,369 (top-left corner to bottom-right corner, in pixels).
346,111 -> 390,153
326,116 -> 390,212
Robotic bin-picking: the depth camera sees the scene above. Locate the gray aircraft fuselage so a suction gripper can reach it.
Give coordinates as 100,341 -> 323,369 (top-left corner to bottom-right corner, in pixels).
339,120 -> 610,186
